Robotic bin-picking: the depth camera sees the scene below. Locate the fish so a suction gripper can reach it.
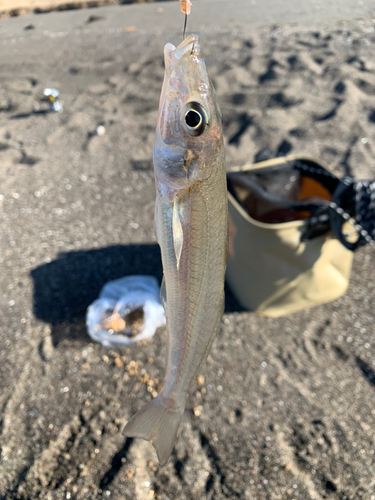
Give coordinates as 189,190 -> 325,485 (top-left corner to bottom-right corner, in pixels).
123,33 -> 228,465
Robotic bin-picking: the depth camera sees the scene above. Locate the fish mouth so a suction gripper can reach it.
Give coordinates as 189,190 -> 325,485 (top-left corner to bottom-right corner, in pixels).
164,34 -> 200,69
176,33 -> 199,52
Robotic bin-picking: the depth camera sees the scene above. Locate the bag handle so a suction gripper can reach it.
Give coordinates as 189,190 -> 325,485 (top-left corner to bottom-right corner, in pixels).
295,162 -> 375,250
329,178 -> 375,250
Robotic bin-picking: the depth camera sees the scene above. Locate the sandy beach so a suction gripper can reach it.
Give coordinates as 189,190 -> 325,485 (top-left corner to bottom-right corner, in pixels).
0,0 -> 159,18
1,1 -> 375,499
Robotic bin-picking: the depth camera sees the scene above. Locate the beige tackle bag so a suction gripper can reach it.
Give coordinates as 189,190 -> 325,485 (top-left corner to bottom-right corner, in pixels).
226,156 -> 375,317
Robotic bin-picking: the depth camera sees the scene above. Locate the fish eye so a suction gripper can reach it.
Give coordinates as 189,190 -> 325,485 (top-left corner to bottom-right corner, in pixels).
182,102 -> 208,136
185,110 -> 201,128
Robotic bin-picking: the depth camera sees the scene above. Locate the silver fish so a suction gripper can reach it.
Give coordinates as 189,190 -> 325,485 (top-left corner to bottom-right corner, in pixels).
124,34 -> 227,465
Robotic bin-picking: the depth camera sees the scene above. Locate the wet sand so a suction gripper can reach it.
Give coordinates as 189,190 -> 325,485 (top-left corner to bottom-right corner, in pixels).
0,2 -> 375,499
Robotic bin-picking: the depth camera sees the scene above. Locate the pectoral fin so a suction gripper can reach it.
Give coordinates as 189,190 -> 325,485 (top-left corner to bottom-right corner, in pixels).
172,197 -> 183,269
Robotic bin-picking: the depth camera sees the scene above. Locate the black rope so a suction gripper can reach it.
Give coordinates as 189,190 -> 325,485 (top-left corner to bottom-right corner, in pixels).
294,160 -> 375,250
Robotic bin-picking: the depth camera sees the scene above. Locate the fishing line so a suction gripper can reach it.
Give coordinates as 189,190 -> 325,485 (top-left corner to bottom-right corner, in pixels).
183,13 -> 187,40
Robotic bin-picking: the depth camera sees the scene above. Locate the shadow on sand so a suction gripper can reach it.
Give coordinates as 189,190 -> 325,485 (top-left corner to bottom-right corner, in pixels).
31,244 -> 244,346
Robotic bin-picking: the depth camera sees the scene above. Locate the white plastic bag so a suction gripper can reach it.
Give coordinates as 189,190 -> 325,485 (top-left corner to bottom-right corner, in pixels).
86,275 -> 165,347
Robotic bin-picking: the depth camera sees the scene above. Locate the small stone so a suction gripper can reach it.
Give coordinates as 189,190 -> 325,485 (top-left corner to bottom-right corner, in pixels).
125,468 -> 135,480
193,406 -> 203,417
140,373 -> 150,384
114,357 -> 123,369
228,411 -> 236,425
96,125 -> 106,136
147,460 -> 157,472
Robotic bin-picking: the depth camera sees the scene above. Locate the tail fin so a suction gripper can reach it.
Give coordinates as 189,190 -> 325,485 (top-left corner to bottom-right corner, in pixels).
123,395 -> 184,465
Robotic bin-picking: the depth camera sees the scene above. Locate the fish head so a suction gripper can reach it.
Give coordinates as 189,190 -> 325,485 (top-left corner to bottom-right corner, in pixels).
153,34 -> 223,194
